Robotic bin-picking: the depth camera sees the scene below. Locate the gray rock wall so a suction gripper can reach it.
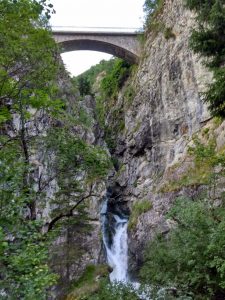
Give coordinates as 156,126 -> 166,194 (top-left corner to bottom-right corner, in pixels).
33,0 -> 225,295
104,0 -> 224,274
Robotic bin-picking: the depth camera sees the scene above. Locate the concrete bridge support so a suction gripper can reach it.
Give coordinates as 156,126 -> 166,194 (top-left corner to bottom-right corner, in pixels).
53,30 -> 141,64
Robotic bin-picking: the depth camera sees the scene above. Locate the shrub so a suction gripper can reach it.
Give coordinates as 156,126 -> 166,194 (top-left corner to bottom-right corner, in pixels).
143,0 -> 164,28
88,280 -> 140,300
164,27 -> 176,39
141,139 -> 225,298
140,196 -> 225,298
100,59 -> 132,98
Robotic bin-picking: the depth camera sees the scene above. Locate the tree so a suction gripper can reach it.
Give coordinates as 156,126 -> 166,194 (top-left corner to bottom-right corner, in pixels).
0,1 -> 61,297
0,1 -> 111,298
185,0 -> 225,118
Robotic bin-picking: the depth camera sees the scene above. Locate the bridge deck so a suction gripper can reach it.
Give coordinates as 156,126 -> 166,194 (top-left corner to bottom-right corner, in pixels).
51,26 -> 142,36
52,30 -> 140,36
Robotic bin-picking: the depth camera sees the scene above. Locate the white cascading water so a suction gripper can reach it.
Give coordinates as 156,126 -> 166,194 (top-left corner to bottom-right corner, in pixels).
100,198 -> 151,299
100,198 -> 128,282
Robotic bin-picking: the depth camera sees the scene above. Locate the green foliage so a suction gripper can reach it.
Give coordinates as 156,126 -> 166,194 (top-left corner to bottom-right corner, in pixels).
185,0 -> 225,118
0,107 -> 11,123
67,275 -> 152,300
0,0 -> 112,298
74,58 -> 134,154
90,59 -> 132,152
141,139 -> 225,298
100,59 -> 132,98
204,68 -> 225,118
65,265 -> 109,300
73,59 -> 115,96
0,0 -> 60,297
143,0 -> 164,28
104,127 -> 117,152
95,95 -> 106,128
0,0 -> 60,109
88,280 -> 140,300
140,196 -> 225,299
0,222 -> 58,300
45,128 -> 111,184
124,85 -> 136,107
75,76 -> 91,96
160,137 -> 225,193
129,200 -> 153,230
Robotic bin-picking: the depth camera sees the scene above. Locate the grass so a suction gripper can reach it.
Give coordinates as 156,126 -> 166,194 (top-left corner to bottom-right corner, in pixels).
128,200 -> 153,230
159,166 -> 212,193
124,85 -> 136,108
159,134 -> 225,193
144,0 -> 165,32
65,264 -> 109,300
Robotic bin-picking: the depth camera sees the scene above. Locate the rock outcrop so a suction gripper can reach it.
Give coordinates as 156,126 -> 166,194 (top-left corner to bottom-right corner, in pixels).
16,0 -> 224,296
50,0 -> 225,294
101,0 -> 224,275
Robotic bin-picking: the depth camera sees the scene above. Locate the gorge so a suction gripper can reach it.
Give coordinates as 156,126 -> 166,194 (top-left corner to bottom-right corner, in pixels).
0,0 -> 225,299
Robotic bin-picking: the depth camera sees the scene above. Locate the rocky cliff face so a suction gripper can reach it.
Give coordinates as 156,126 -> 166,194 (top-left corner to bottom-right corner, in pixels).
11,67 -> 108,298
47,93 -> 108,299
101,0 -> 224,275
25,0 -> 225,297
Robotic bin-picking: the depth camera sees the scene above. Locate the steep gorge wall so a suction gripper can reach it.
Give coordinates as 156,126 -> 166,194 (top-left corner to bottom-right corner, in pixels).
104,0 -> 225,274
47,93 -> 108,298
39,0 -> 225,296
6,67 -> 108,298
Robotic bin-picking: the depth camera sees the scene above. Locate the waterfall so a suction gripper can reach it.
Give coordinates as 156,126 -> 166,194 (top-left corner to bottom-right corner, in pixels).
100,198 -> 129,282
100,197 -> 152,299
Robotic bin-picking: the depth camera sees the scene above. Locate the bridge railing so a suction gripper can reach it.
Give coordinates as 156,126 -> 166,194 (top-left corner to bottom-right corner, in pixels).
51,26 -> 142,33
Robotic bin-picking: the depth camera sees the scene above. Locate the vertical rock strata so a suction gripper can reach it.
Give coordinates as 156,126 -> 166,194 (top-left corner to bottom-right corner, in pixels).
47,0 -> 225,294
11,0 -> 224,296
105,0 -> 224,274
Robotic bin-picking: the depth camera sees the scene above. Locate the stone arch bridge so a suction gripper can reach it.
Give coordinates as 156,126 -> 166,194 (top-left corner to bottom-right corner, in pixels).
52,27 -> 142,64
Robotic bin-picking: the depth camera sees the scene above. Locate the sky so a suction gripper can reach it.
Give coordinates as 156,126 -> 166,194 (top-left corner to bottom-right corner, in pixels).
50,0 -> 145,76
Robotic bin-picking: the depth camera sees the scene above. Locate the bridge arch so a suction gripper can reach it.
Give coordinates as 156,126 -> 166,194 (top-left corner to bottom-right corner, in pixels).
53,30 -> 141,64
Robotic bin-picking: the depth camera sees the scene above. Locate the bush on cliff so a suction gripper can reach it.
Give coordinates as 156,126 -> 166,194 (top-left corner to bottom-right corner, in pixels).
141,140 -> 225,298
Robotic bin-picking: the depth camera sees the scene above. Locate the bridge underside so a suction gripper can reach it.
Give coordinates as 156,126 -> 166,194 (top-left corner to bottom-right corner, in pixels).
60,39 -> 138,64
53,32 -> 140,64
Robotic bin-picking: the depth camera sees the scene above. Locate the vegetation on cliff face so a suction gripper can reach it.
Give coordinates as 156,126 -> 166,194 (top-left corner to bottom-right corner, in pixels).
143,0 -> 225,118
143,0 -> 164,25
73,59 -> 115,96
74,58 -> 131,99
0,0 -> 111,298
141,139 -> 225,299
70,1 -> 225,299
66,265 -> 141,300
185,0 -> 225,118
128,200 -> 153,230
74,57 -> 134,154
139,2 -> 225,296
100,59 -> 132,99
1,0 -> 223,299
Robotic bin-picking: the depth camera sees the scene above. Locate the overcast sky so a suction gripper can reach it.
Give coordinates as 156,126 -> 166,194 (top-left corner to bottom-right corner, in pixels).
50,0 -> 145,76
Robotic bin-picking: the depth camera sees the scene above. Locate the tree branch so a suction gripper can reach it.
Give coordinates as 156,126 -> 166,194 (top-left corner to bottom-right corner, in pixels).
47,185 -> 98,232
